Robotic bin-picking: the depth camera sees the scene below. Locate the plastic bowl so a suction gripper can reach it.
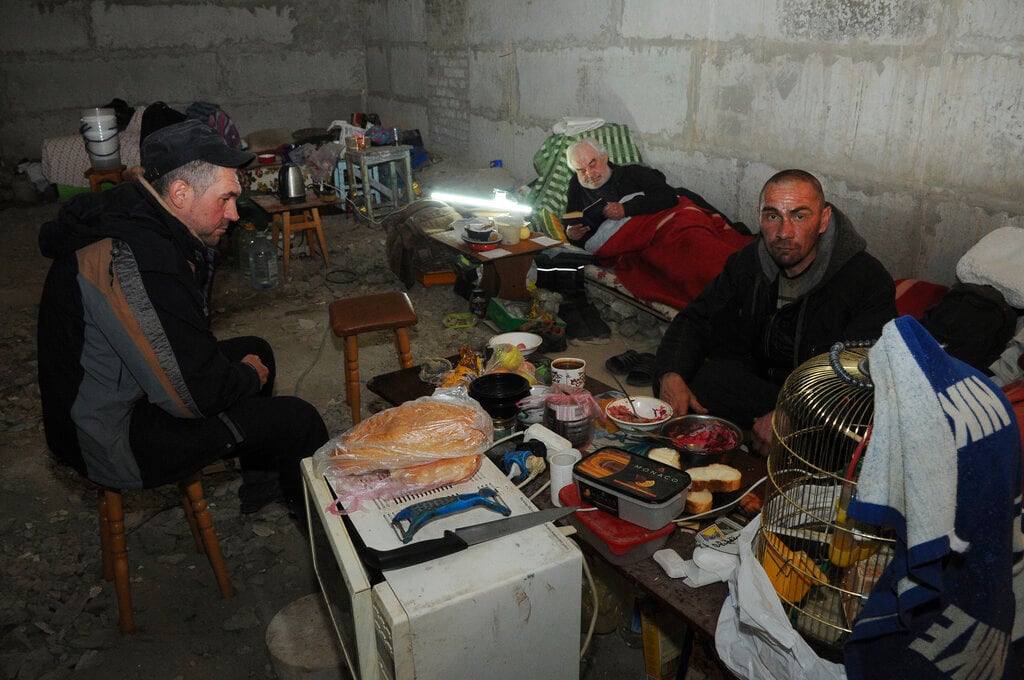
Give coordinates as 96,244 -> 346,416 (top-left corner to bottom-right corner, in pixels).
605,396 -> 673,432
257,152 -> 276,165
658,414 -> 743,465
468,372 -> 531,419
489,332 -> 543,355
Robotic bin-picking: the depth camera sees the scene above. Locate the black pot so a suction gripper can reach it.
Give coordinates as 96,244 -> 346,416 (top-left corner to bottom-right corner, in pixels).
469,373 -> 531,420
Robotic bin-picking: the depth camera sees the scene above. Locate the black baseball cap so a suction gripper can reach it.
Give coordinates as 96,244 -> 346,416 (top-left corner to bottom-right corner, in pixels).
142,119 -> 254,181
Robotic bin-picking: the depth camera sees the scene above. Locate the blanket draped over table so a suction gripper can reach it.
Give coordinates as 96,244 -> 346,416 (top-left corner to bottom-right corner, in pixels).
589,196 -> 754,309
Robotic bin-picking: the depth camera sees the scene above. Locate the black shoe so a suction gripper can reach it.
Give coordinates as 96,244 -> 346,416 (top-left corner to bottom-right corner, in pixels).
580,304 -> 611,339
239,479 -> 283,514
559,304 -> 593,340
605,350 -> 641,374
625,353 -> 657,387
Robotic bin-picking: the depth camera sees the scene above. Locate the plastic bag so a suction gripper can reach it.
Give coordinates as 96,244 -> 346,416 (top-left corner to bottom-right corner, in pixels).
715,515 -> 846,680
484,343 -> 537,384
313,391 -> 494,510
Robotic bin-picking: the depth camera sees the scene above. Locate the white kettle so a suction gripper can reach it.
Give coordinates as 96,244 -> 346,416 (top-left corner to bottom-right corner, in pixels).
278,163 -> 305,204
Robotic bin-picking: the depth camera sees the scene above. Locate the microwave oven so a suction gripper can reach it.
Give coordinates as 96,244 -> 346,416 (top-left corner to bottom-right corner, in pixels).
301,456 -> 583,680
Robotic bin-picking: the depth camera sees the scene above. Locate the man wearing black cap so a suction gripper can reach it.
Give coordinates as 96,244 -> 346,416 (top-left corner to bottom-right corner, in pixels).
37,120 -> 328,519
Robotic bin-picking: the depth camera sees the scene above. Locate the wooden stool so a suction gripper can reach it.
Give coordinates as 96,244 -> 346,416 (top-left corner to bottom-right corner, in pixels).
90,472 -> 234,633
84,165 -> 126,192
271,207 -> 330,277
329,292 -> 418,423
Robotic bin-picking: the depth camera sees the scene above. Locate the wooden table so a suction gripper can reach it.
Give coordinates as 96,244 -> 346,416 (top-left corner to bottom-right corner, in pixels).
366,358 -> 767,655
429,230 -> 559,301
250,191 -> 339,276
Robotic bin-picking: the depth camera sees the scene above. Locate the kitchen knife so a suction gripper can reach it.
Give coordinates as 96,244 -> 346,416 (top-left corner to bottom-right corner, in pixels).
364,505 -> 578,571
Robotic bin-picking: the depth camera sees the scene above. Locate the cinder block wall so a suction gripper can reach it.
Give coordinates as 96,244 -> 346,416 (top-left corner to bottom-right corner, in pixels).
0,0 -> 365,169
365,0 -> 1024,284
5,0 -> 1022,283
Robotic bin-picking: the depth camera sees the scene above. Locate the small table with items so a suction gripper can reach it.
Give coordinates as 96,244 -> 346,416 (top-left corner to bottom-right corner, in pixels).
343,144 -> 414,222
429,230 -> 561,302
366,354 -> 766,675
250,191 -> 339,276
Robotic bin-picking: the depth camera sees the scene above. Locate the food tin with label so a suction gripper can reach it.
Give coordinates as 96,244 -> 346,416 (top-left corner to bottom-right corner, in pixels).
573,447 -> 691,530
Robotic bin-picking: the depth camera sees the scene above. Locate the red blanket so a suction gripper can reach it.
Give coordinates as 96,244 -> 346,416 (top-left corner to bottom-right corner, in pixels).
593,196 -> 754,309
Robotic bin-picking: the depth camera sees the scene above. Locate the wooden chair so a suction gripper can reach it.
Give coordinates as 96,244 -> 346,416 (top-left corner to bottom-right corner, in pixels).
89,472 -> 234,633
329,291 -> 418,423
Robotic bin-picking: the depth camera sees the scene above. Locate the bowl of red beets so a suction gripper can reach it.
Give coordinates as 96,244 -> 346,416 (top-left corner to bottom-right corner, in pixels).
659,414 -> 744,466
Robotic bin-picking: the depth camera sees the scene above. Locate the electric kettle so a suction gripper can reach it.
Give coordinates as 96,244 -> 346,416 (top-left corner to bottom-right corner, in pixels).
278,163 -> 305,204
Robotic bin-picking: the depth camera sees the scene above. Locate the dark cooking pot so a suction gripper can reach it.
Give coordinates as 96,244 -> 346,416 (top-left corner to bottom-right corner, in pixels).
468,373 -> 531,420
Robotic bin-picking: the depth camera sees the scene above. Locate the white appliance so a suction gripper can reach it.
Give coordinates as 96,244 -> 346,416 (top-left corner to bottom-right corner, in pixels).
301,456 -> 582,680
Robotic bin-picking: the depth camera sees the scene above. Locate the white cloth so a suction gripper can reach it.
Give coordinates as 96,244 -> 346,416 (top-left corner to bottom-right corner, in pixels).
552,117 -> 606,136
653,546 -> 738,587
956,226 -> 1024,308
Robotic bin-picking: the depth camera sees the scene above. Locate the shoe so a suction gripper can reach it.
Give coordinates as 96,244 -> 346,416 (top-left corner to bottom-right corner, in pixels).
625,353 -> 657,387
605,349 -> 641,374
559,304 -> 593,340
239,479 -> 283,514
580,304 -> 611,339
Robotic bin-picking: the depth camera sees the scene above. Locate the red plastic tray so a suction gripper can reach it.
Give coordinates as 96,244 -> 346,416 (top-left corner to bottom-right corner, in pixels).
559,483 -> 674,555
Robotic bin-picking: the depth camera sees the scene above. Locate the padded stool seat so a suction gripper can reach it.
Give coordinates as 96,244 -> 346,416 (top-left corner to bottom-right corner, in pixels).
329,292 -> 418,423
86,472 -> 234,633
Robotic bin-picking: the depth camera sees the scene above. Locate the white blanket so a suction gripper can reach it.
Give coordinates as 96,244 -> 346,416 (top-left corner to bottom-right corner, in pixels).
956,226 -> 1024,308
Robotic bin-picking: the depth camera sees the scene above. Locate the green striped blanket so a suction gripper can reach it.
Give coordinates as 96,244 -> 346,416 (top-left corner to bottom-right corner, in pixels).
526,123 -> 644,218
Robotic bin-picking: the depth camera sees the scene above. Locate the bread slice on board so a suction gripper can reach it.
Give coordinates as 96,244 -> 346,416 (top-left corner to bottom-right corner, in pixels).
685,489 -> 713,514
685,463 -> 742,493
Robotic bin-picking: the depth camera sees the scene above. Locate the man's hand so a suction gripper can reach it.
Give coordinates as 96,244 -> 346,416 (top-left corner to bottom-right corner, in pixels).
750,411 -> 774,457
658,373 -> 708,417
602,202 -> 626,220
566,224 -> 590,241
241,354 -> 269,387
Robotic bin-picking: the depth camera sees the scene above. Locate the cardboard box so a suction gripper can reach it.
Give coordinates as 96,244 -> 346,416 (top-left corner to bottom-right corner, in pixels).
641,605 -> 684,680
486,297 -> 567,332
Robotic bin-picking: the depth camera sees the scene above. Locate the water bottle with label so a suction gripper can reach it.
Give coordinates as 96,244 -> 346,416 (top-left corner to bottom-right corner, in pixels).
249,229 -> 280,290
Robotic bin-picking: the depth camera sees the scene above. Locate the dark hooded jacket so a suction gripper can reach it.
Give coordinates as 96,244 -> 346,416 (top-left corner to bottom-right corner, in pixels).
37,180 -> 261,488
655,207 -> 896,387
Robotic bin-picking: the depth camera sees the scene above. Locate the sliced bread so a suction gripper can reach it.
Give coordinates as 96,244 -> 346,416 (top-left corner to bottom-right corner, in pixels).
647,446 -> 681,469
685,463 -> 742,493
685,489 -> 714,514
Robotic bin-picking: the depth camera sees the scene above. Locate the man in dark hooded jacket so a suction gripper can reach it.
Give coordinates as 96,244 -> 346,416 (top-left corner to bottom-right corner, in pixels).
37,119 -> 328,516
655,169 -> 896,455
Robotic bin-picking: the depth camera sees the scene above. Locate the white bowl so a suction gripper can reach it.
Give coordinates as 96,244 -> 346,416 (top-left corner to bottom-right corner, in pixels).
605,396 -> 674,432
488,332 -> 543,354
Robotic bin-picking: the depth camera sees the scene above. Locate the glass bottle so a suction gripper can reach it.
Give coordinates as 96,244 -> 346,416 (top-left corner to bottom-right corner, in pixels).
469,265 -> 488,317
249,228 -> 280,290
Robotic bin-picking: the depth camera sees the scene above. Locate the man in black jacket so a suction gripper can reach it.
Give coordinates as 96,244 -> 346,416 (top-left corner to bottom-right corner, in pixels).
655,169 -> 896,455
37,120 -> 328,516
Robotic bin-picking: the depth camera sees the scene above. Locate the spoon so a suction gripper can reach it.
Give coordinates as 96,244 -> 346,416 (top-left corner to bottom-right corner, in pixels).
609,374 -> 641,418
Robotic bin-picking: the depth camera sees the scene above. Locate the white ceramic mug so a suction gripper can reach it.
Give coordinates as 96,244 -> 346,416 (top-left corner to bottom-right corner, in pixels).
549,448 -> 582,506
551,357 -> 586,391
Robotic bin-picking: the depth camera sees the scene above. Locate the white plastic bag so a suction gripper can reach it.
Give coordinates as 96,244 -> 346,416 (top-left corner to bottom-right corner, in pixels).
715,515 -> 846,680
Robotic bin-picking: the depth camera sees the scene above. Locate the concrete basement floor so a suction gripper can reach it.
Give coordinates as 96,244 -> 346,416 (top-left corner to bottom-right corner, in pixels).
0,160 -> 730,680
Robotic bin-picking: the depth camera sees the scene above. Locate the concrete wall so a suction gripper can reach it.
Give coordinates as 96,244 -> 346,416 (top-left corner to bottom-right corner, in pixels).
363,0 -> 1024,284
0,0 -> 365,166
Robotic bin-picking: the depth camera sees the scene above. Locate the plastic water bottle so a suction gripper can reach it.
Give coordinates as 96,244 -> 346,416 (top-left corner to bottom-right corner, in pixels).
234,222 -> 257,272
249,230 -> 280,289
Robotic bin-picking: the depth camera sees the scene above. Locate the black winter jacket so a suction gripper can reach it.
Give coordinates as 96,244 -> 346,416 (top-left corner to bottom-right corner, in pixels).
655,208 -> 896,387
36,181 -> 261,488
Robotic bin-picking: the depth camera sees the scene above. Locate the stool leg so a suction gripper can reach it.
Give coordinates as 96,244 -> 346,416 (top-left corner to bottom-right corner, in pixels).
394,327 -> 414,369
281,212 -> 292,277
97,490 -> 113,582
104,489 -> 135,633
343,335 -> 362,423
179,476 -> 235,599
310,208 -> 330,268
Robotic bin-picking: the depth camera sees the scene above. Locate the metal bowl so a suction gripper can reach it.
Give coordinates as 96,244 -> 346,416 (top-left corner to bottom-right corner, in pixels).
658,414 -> 744,466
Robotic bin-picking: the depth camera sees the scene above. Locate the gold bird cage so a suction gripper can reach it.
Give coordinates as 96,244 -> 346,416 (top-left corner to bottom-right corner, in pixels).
754,342 -> 896,658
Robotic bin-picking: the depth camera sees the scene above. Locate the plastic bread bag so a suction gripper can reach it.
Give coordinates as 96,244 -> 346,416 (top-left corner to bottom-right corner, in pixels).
313,391 -> 493,510
714,515 -> 846,680
484,343 -> 537,384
